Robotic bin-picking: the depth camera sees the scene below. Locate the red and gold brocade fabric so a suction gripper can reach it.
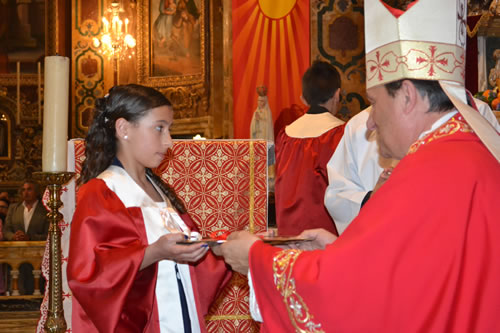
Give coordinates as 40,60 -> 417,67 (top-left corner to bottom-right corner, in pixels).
155,140 -> 268,236
155,140 -> 268,332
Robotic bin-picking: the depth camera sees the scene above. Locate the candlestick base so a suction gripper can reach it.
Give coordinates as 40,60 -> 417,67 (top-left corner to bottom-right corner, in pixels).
32,171 -> 75,333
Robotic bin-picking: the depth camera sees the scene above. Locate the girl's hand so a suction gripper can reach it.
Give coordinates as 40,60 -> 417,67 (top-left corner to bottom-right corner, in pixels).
156,233 -> 209,263
141,233 -> 208,269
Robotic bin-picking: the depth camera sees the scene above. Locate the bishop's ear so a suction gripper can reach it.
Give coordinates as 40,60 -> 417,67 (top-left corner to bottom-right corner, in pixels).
400,80 -> 419,114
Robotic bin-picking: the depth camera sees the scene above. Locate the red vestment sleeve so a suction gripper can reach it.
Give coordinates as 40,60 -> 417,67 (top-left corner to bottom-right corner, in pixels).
250,131 -> 500,332
68,179 -> 157,332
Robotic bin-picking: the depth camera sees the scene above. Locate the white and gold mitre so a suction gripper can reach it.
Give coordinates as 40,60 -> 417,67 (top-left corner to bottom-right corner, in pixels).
364,0 -> 467,89
364,0 -> 500,162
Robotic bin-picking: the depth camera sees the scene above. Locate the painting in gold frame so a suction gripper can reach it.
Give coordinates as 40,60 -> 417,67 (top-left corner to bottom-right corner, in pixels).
0,100 -> 13,161
0,0 -> 57,86
137,0 -> 206,86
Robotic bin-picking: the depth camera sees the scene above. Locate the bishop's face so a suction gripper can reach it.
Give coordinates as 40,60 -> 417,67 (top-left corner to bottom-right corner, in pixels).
366,84 -> 411,160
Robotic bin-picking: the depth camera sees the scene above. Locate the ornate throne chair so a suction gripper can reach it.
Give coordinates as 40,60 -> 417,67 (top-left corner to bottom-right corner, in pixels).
37,139 -> 269,333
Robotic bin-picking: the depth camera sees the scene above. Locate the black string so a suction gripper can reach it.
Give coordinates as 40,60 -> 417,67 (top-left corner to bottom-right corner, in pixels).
175,264 -> 192,333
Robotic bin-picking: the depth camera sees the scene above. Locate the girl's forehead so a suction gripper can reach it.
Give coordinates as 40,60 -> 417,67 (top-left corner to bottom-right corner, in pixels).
138,106 -> 173,123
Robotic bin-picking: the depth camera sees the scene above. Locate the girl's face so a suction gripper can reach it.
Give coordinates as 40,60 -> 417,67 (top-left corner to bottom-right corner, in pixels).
126,105 -> 174,169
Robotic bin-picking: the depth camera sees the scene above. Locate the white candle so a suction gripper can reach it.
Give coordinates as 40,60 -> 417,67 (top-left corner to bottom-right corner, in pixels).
37,62 -> 41,125
125,18 -> 129,34
42,56 -> 70,172
102,17 -> 109,33
112,16 -> 118,35
16,62 -> 20,125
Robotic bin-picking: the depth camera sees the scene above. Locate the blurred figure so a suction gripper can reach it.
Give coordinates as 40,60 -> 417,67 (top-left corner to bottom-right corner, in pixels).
3,181 -> 48,241
3,181 -> 49,295
0,197 -> 9,227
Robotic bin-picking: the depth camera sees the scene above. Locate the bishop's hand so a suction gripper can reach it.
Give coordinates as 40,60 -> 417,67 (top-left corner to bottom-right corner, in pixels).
289,228 -> 337,251
219,231 -> 260,275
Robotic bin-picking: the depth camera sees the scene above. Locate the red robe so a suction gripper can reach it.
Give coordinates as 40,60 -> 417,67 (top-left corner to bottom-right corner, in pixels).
67,179 -> 231,332
275,123 -> 345,236
250,114 -> 500,332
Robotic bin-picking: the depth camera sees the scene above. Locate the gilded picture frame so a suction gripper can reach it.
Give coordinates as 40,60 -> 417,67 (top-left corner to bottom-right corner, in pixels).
0,0 -> 57,86
137,0 -> 206,86
0,96 -> 14,161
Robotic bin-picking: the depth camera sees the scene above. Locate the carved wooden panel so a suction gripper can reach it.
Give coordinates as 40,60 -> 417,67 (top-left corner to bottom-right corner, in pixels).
311,0 -> 367,120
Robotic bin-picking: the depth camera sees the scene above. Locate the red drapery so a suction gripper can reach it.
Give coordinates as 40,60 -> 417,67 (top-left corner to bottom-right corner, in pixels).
466,15 -> 482,94
232,0 -> 310,138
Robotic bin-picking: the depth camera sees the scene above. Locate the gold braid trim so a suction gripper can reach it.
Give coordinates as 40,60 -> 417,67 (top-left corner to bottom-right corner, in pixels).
249,141 -> 255,233
467,12 -> 491,38
408,115 -> 473,154
273,250 -> 324,333
205,314 -> 253,320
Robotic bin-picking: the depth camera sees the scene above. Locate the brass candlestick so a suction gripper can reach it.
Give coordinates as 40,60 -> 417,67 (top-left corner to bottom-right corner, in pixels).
33,171 -> 75,333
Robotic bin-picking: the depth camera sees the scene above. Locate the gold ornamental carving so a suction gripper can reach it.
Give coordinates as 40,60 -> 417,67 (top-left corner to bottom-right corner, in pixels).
33,171 -> 75,333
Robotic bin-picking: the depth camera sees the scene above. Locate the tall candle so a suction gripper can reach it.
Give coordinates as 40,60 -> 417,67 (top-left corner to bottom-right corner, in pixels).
42,56 -> 70,172
102,17 -> 109,33
37,62 -> 41,125
16,62 -> 20,125
112,16 -> 118,35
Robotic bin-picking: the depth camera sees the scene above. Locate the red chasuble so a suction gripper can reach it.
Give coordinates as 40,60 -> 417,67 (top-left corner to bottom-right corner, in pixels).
275,125 -> 345,236
250,115 -> 500,332
67,179 -> 231,332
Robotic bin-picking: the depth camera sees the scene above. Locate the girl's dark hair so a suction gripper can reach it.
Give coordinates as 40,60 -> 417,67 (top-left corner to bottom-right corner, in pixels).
146,168 -> 186,213
80,84 -> 185,213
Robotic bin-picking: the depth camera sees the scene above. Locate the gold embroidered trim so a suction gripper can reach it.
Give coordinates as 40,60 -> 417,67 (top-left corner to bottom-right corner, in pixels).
408,115 -> 473,154
205,314 -> 253,320
249,141 -> 255,233
366,41 -> 465,89
273,250 -> 324,333
467,12 -> 491,38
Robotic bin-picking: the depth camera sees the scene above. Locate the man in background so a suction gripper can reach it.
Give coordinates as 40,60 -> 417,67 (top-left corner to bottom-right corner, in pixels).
3,180 -> 48,241
3,180 -> 48,295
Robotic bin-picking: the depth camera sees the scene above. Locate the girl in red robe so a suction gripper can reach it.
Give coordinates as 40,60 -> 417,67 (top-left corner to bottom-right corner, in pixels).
67,84 -> 230,332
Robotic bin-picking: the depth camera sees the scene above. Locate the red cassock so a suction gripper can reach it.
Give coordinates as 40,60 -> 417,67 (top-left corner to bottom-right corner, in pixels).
275,125 -> 345,236
67,179 -> 231,332
250,115 -> 500,332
